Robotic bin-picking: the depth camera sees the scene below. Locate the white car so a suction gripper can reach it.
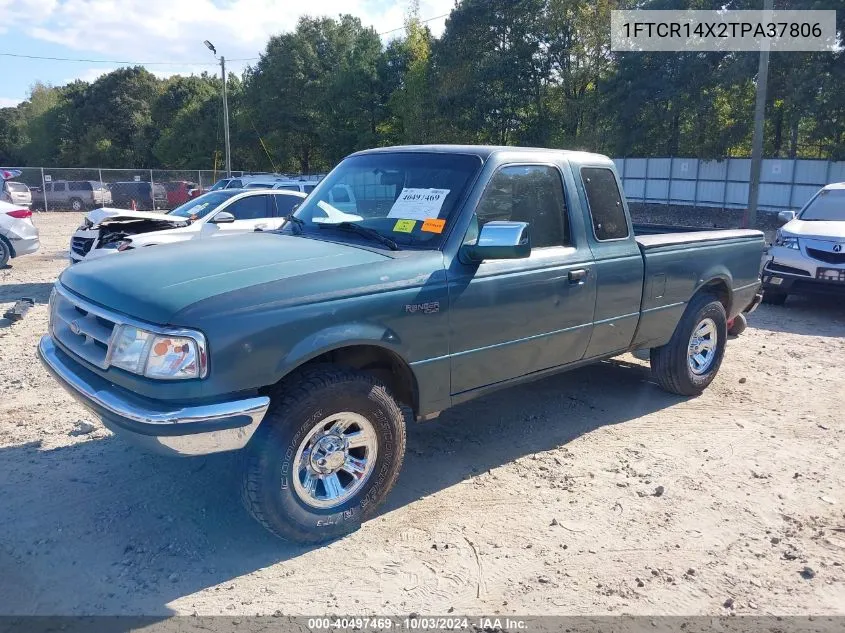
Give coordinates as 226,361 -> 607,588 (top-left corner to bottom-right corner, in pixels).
1,181 -> 32,208
762,182 -> 845,304
69,189 -> 307,263
0,200 -> 40,267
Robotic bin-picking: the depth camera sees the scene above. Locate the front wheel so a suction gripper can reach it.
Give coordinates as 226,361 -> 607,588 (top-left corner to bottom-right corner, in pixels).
69,197 -> 84,212
241,367 -> 407,543
650,294 -> 728,396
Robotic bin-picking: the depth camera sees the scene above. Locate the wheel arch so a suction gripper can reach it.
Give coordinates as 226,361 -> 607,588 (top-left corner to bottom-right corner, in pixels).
269,326 -> 419,416
695,274 -> 733,316
0,233 -> 16,259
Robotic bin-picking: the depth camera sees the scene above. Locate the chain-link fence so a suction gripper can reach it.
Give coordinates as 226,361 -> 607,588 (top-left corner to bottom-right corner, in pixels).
1,167 -> 325,212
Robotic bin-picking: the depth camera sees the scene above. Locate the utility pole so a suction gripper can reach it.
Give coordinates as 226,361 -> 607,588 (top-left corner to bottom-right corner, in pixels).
746,0 -> 773,229
204,40 -> 232,178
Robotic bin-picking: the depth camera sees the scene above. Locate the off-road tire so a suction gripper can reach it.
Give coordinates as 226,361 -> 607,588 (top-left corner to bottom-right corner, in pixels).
0,236 -> 11,267
762,290 -> 787,306
650,293 -> 728,396
240,367 -> 406,543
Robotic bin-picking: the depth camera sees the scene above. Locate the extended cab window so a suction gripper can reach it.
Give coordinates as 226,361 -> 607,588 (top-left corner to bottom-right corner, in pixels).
582,167 -> 629,241
475,165 -> 568,248
226,195 -> 268,220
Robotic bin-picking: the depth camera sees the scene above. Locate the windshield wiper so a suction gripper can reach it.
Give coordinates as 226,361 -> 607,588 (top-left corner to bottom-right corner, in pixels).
318,221 -> 400,251
283,214 -> 305,235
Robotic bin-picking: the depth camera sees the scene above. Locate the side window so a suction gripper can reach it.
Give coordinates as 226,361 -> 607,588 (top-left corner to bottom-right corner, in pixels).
69,182 -> 80,191
582,167 -> 629,241
45,183 -> 52,193
475,165 -> 568,249
54,182 -> 66,192
225,195 -> 269,220
273,194 -> 302,217
227,179 -> 243,189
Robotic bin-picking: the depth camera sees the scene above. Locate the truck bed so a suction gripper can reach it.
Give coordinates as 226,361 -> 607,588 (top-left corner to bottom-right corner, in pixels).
634,226 -> 762,249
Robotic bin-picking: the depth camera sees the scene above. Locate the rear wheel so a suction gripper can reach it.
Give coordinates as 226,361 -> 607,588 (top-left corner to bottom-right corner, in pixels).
241,367 -> 406,543
0,236 -> 11,267
650,294 -> 728,396
69,197 -> 84,212
762,290 -> 787,306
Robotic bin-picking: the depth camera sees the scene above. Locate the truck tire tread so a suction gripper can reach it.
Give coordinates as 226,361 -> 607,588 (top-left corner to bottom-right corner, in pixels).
650,293 -> 727,396
240,366 -> 406,544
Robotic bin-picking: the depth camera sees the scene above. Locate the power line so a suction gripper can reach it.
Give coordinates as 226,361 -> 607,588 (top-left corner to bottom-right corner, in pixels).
0,52 -> 220,65
378,12 -> 449,35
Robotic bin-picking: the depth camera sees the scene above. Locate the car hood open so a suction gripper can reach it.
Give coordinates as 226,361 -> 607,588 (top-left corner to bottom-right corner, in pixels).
85,207 -> 181,226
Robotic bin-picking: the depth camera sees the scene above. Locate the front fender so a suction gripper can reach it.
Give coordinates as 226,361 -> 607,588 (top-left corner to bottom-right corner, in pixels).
275,322 -> 405,380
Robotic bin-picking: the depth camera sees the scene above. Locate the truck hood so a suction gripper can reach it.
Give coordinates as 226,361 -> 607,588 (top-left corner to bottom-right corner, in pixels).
783,219 -> 845,240
59,233 -> 391,324
86,207 -> 179,226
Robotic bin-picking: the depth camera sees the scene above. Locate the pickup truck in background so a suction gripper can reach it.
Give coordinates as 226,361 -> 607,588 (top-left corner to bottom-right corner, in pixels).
762,182 -> 845,305
38,145 -> 764,543
31,180 -> 112,211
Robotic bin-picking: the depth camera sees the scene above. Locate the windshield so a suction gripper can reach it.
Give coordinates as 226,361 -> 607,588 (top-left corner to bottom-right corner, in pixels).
800,189 -> 845,222
208,179 -> 231,192
168,190 -> 240,219
291,152 -> 481,248
6,182 -> 28,192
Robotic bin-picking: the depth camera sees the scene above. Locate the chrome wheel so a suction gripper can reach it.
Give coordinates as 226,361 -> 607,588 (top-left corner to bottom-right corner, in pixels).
291,412 -> 378,509
688,317 -> 718,375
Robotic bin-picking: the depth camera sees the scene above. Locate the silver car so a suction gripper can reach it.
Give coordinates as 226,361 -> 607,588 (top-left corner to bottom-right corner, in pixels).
1,181 -> 32,207
0,201 -> 40,266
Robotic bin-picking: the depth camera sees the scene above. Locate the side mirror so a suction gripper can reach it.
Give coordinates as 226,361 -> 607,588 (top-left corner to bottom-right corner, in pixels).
463,221 -> 531,262
210,211 -> 235,224
777,210 -> 796,226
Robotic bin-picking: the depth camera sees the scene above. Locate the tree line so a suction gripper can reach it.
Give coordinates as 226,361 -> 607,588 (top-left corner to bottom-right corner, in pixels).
1,0 -> 843,173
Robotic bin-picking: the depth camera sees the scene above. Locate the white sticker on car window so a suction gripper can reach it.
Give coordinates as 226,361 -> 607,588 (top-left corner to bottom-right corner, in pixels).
387,188 -> 450,221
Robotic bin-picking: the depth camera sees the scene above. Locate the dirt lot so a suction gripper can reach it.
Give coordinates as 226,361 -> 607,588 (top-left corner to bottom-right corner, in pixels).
1,212 -> 844,616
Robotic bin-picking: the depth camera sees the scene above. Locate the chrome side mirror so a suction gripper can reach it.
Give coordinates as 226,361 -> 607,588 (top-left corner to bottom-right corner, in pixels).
777,210 -> 796,226
463,221 -> 531,262
210,211 -> 235,224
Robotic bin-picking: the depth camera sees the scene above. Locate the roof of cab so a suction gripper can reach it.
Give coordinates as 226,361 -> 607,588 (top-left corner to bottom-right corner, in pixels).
351,144 -> 613,165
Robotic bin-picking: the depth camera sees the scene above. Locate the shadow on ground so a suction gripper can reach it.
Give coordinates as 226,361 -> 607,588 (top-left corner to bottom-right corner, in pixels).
0,282 -> 55,304
0,359 -> 682,615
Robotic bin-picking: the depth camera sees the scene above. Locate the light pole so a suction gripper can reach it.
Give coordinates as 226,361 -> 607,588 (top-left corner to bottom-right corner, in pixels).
204,40 -> 232,178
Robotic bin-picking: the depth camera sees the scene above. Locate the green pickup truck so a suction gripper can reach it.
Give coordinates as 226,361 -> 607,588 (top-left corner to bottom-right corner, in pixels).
39,146 -> 764,542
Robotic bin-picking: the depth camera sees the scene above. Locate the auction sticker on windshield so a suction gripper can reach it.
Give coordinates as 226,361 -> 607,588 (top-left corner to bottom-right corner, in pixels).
387,188 -> 450,221
393,219 -> 416,233
421,218 -> 446,233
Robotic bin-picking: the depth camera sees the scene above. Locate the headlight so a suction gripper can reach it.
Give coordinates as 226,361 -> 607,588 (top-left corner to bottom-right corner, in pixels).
774,231 -> 799,249
77,218 -> 93,230
108,325 -> 206,379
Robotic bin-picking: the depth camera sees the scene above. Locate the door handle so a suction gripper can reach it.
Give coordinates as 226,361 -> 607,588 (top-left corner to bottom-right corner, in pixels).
568,269 -> 588,284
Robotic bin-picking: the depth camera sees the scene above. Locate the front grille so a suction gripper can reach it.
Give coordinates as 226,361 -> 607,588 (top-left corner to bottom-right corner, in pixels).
71,237 -> 94,256
50,289 -> 118,369
807,248 -> 845,265
764,261 -> 811,276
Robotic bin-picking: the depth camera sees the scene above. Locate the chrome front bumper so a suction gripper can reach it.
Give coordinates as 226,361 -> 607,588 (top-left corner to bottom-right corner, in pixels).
37,335 -> 269,456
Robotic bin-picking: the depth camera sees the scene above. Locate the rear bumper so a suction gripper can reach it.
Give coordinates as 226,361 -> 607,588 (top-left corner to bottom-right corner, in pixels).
8,234 -> 40,257
37,335 -> 269,456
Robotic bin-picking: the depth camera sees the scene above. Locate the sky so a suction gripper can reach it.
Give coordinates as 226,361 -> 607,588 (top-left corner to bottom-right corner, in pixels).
0,0 -> 454,107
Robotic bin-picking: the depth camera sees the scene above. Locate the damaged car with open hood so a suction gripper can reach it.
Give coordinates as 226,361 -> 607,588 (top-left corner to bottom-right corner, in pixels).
68,188 -> 308,263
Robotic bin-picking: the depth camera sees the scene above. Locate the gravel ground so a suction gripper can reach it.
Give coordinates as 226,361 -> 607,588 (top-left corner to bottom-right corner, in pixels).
1,212 -> 844,616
